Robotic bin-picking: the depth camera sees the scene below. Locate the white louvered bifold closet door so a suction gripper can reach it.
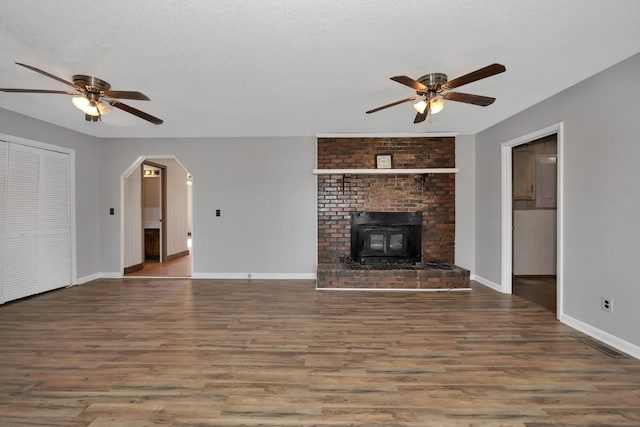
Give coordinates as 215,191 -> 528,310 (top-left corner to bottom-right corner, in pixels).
0,141 -> 7,303
40,150 -> 71,293
1,142 -> 71,303
5,144 -> 41,302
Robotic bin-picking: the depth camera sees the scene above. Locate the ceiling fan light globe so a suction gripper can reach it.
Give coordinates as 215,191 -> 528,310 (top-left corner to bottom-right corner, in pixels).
96,102 -> 109,115
72,96 -> 92,113
72,96 -> 98,116
413,99 -> 428,114
429,96 -> 445,114
72,96 -> 108,116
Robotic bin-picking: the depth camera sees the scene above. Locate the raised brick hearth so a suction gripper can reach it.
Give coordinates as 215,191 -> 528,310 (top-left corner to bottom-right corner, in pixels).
317,263 -> 470,290
316,136 -> 469,290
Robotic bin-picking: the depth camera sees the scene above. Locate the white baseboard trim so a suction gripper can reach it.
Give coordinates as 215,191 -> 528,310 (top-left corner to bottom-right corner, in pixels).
74,273 -> 101,285
560,313 -> 640,360
190,273 -> 246,280
75,272 -> 122,283
316,287 -> 472,292
123,276 -> 192,280
75,272 -> 316,281
100,272 -> 123,279
191,273 -> 316,280
471,274 -> 503,292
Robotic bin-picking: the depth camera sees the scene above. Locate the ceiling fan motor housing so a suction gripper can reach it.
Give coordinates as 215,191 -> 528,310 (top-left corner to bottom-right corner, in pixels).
72,75 -> 111,121
417,73 -> 447,94
73,74 -> 111,99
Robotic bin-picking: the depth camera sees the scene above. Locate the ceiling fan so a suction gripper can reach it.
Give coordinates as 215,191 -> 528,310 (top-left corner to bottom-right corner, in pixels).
0,62 -> 163,125
366,63 -> 506,124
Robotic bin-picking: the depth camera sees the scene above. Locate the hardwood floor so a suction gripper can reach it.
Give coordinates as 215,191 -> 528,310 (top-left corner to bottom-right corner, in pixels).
126,253 -> 191,277
1,279 -> 639,426
513,275 -> 557,314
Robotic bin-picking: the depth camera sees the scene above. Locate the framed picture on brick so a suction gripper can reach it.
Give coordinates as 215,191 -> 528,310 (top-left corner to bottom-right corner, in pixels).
376,154 -> 392,169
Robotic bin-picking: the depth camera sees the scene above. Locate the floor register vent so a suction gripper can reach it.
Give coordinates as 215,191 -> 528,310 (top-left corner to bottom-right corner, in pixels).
578,337 -> 628,359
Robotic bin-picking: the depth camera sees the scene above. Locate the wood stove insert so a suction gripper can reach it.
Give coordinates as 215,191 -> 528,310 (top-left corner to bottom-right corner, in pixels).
350,211 -> 422,265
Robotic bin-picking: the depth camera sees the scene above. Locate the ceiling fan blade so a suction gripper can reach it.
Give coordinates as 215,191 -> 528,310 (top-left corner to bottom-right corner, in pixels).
15,62 -> 82,91
366,96 -> 420,114
390,76 -> 427,91
109,100 -> 163,125
443,92 -> 496,106
103,90 -> 150,101
0,88 -> 74,94
441,63 -> 506,90
413,104 -> 430,123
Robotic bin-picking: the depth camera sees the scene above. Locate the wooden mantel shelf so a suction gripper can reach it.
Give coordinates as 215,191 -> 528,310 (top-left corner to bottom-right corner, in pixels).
313,168 -> 459,175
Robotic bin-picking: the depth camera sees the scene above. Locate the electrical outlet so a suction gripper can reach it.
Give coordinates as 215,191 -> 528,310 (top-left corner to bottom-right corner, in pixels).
601,297 -> 613,313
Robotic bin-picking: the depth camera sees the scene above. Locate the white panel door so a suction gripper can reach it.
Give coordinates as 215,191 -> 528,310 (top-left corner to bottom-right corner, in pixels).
124,167 -> 143,268
41,151 -> 71,292
5,144 -> 41,301
0,141 -> 8,303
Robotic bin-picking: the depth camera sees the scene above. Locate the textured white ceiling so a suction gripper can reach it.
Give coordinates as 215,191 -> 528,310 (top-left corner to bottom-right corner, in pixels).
1,0 -> 639,138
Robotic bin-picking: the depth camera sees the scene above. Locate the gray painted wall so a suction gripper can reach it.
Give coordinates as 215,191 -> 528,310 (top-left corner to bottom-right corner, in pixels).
98,137 -> 317,276
0,108 -> 101,280
475,52 -> 640,346
454,134 -> 476,272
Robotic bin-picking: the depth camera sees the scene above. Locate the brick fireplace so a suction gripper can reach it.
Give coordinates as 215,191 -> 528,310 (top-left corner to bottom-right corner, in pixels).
316,136 -> 469,289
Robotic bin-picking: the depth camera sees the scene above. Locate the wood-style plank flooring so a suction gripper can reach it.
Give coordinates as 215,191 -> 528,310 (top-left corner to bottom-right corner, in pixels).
513,275 -> 557,314
1,279 -> 639,426
126,253 -> 191,277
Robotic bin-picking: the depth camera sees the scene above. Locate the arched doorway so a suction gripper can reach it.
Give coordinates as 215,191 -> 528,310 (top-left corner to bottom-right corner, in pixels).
121,155 -> 193,277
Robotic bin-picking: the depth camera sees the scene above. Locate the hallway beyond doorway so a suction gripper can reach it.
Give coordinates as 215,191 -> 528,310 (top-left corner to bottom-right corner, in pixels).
126,252 -> 191,277
513,275 -> 556,313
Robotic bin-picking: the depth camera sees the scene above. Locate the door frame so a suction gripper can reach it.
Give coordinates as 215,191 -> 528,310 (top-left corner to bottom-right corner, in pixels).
500,122 -> 564,319
141,161 -> 167,263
